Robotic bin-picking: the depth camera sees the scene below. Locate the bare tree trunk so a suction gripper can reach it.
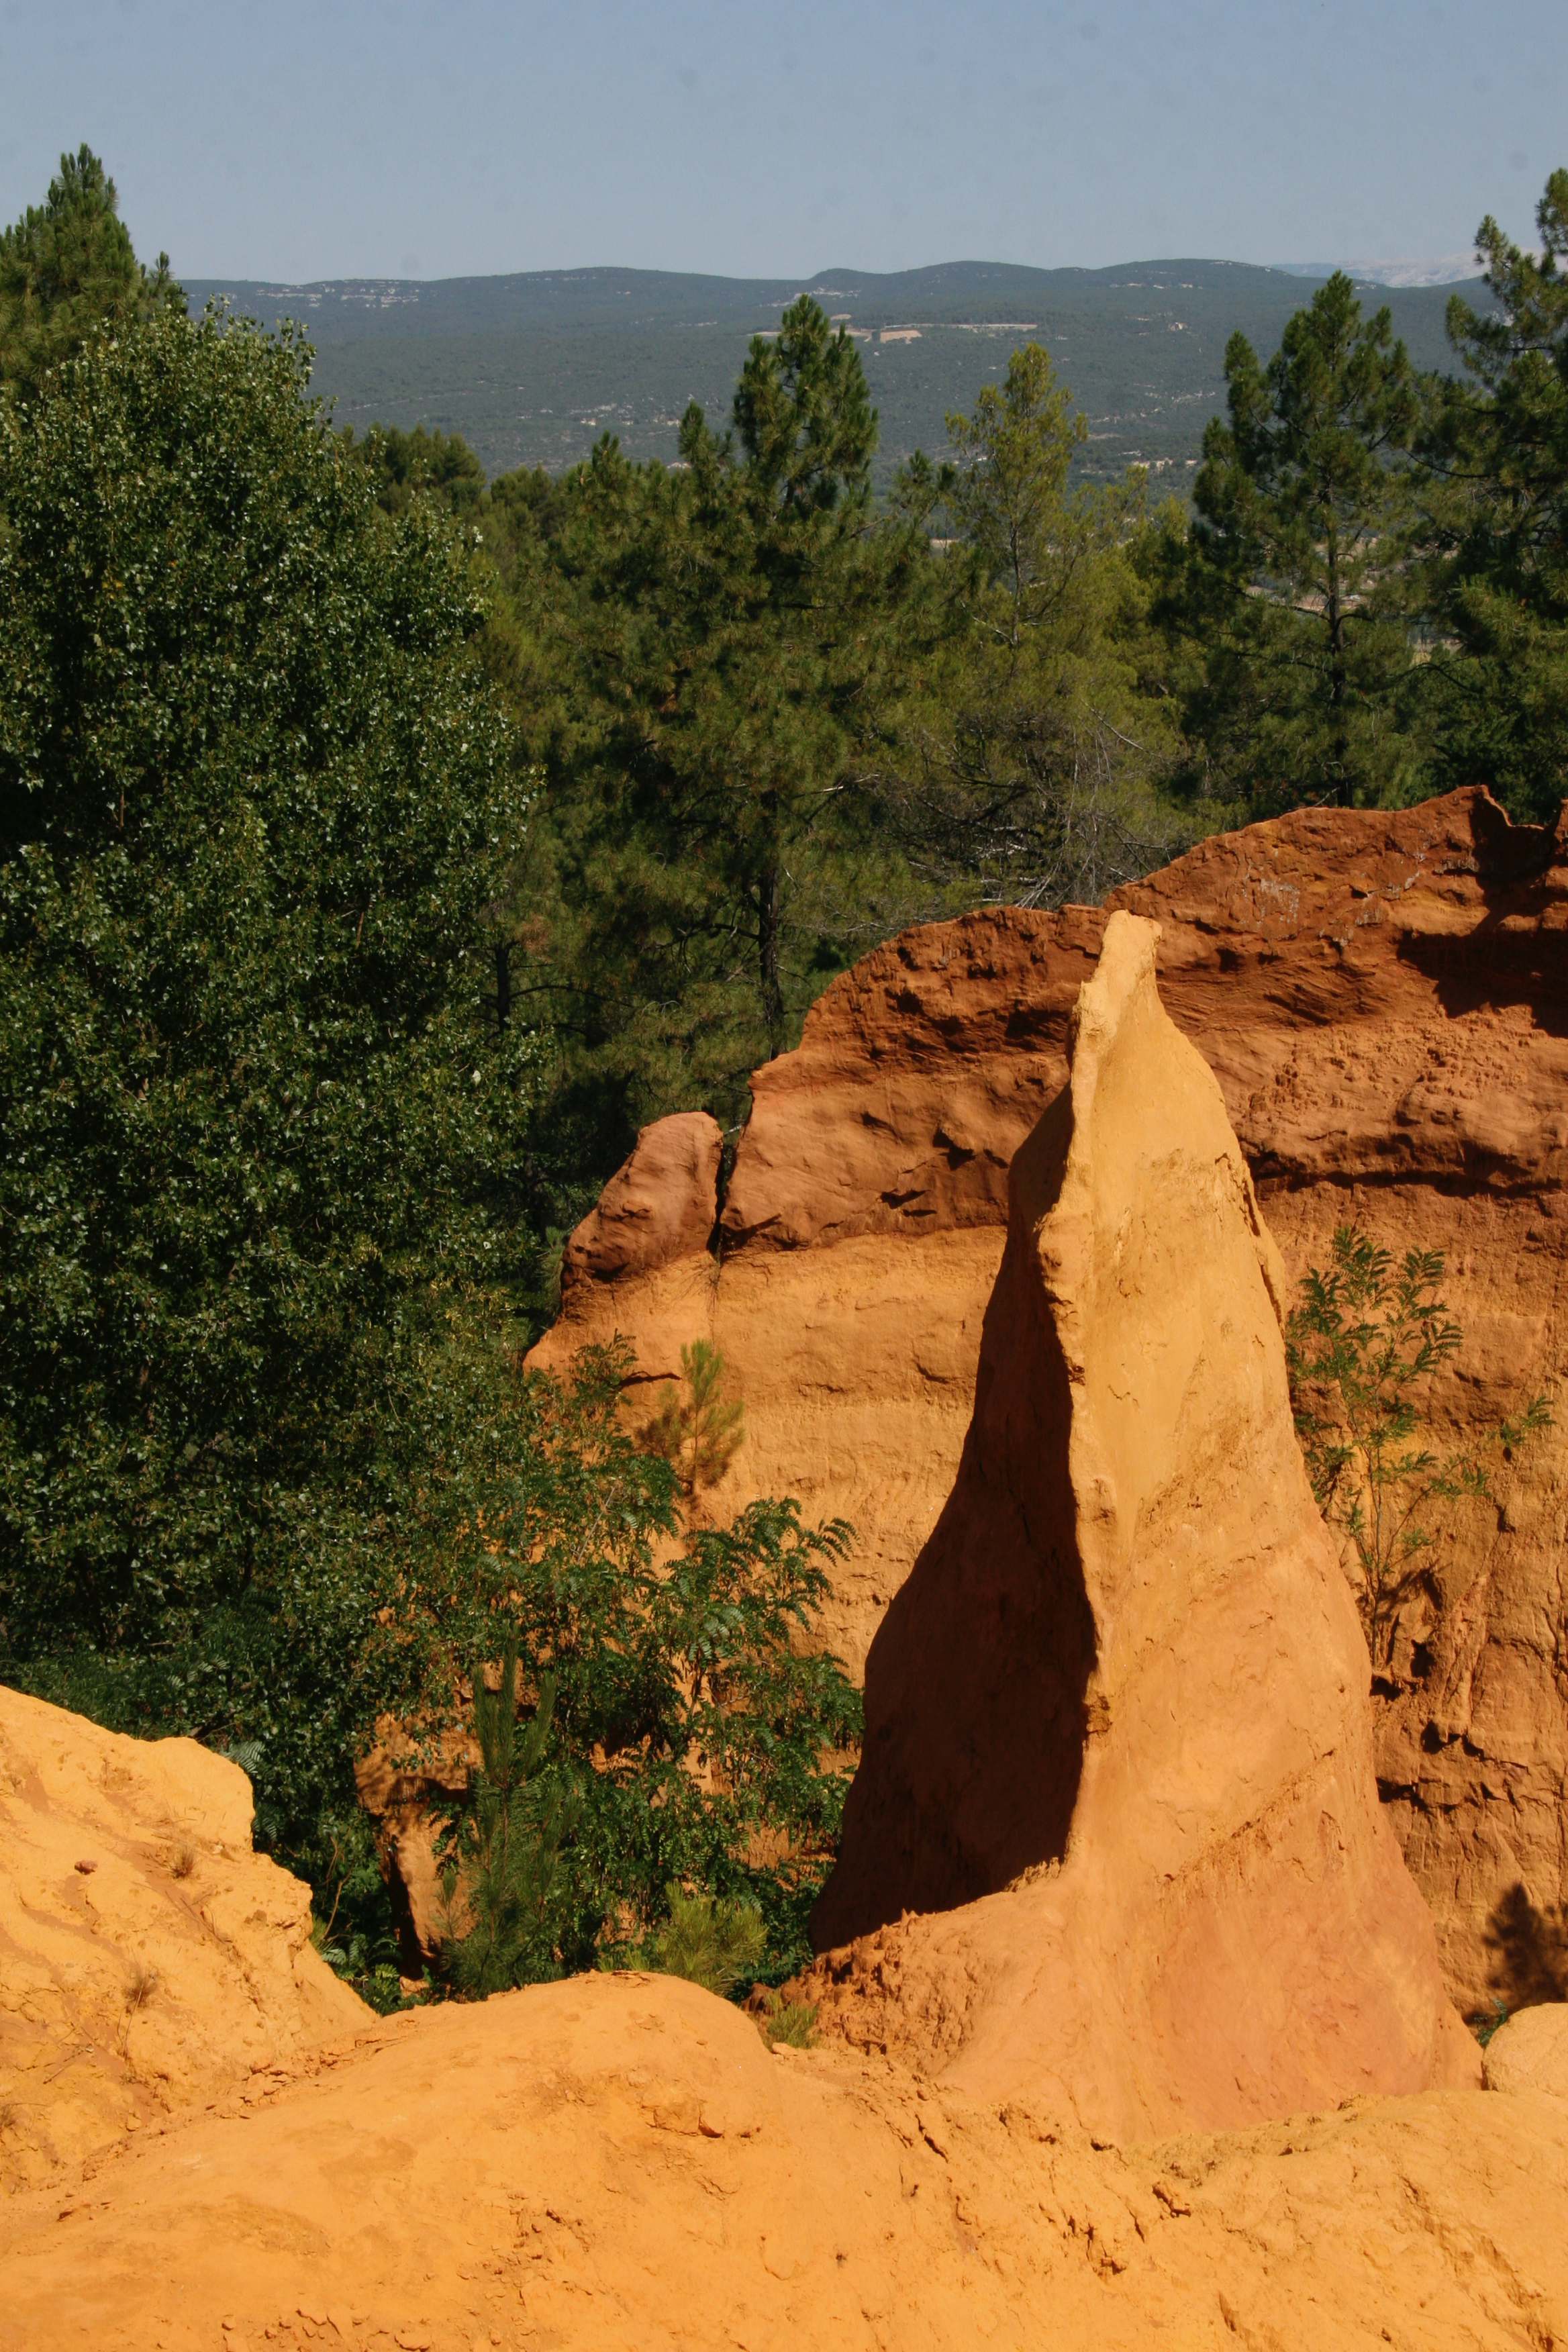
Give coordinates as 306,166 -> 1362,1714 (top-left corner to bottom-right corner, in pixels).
494,938 -> 511,1032
757,847 -> 785,1059
1325,518 -> 1351,805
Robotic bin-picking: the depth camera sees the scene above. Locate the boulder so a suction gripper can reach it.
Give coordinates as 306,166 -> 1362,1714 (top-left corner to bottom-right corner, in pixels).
1,1971 -> 1563,2351
527,787 -> 1568,2014
805,914 -> 1477,2140
1483,2002 -> 1568,2098
558,1108 -> 722,1291
0,1685 -> 366,2188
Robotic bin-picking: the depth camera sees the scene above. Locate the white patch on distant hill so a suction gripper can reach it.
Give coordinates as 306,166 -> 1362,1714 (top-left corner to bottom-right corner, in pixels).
1273,254 -> 1481,287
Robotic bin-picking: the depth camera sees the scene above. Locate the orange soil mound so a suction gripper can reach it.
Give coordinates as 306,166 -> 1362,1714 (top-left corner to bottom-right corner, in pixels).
528,788 -> 1568,2013
1,1971 -> 1563,2352
0,1686 -> 366,2190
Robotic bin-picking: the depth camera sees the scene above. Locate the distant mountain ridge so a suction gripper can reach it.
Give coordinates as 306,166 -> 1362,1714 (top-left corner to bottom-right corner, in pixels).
182,257 -> 1489,487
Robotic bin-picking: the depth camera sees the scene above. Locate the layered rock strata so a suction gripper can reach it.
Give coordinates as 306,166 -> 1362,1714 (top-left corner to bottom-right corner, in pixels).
528,787 -> 1568,2014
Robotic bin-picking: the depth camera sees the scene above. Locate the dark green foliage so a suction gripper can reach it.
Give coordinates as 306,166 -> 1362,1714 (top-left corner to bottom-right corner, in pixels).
438,1653 -> 579,1999
309,1804 -> 409,2012
0,147 -> 182,405
1285,1227 -> 1550,1672
1163,274 -> 1424,813
1414,170 -> 1568,820
413,1346 -> 862,1981
341,421 -> 486,522
646,1883 -> 765,1997
526,296 -> 940,1124
0,302 -> 529,1888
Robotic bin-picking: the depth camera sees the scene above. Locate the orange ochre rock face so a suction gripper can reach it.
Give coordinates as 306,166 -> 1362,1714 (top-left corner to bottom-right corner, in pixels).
807,913 -> 1478,2140
528,787 -> 1568,2018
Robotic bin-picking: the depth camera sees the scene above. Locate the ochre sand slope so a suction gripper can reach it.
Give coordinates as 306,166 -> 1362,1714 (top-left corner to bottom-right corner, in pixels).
1,1971 -> 1565,2352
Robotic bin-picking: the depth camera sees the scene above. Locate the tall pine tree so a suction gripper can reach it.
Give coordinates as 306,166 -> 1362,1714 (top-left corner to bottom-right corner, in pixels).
530,297 -> 936,1122
1163,273 -> 1422,812
1414,168 -> 1568,820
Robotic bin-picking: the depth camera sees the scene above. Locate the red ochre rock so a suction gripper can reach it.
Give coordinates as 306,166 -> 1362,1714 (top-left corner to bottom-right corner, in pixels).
527,787 -> 1568,2015
805,912 -> 1477,2138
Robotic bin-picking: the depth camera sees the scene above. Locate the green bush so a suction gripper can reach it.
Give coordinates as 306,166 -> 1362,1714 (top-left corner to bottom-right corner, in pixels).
407,1342 -> 863,1986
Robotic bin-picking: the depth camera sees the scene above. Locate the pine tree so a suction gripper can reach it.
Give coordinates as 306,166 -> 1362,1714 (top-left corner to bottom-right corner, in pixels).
647,1883 -> 765,1997
531,297 -> 938,1121
883,343 -> 1187,905
0,147 -> 181,403
439,1651 -> 579,1997
1165,274 -> 1423,812
1413,168 -> 1568,820
642,1342 -> 745,1498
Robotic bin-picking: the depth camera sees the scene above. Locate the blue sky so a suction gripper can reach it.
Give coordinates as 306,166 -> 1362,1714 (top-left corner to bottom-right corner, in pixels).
1,0 -> 1563,282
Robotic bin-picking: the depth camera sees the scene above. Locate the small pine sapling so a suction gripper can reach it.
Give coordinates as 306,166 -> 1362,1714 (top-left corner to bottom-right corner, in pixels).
648,1883 -> 765,1998
1285,1225 -> 1549,1673
642,1341 -> 746,1497
439,1649 -> 580,1998
752,1989 -> 820,2049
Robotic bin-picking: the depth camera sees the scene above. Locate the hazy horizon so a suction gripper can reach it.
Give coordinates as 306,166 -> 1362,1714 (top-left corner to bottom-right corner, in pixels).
2,0 -> 1559,286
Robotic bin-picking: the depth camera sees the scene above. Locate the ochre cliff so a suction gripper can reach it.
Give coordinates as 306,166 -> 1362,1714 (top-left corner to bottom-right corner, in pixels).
807,914 -> 1477,2138
527,787 -> 1568,2016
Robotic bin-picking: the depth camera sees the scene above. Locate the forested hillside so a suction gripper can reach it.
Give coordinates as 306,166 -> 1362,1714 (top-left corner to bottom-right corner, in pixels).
183,258 -> 1487,486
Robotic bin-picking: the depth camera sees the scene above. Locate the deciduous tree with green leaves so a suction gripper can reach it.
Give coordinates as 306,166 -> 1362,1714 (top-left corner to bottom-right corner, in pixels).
411,1344 -> 862,1985
0,301 -> 530,1890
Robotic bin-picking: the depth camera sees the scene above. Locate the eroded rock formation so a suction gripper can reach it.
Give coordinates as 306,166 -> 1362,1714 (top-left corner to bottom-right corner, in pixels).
807,914 -> 1477,2139
528,787 -> 1568,2015
0,1685 -> 366,2188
